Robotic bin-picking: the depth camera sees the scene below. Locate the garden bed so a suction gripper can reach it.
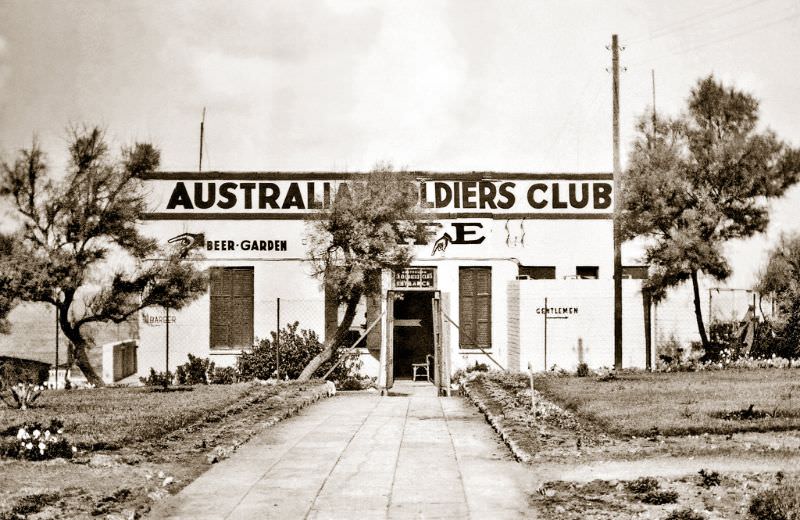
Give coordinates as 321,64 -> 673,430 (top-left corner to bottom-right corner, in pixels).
464,370 -> 800,519
0,380 -> 332,519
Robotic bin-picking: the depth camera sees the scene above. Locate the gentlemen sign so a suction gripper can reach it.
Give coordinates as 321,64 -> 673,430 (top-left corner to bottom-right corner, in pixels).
143,173 -> 613,219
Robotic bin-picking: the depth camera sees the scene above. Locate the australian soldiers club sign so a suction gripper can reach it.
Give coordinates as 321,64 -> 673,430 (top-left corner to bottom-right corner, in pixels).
143,173 -> 613,220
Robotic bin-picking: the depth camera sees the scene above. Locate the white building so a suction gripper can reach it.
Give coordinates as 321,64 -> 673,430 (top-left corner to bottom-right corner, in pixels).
136,172 -> 652,393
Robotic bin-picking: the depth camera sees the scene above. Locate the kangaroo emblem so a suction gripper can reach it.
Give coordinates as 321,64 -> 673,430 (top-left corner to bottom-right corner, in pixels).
168,232 -> 205,258
431,233 -> 452,256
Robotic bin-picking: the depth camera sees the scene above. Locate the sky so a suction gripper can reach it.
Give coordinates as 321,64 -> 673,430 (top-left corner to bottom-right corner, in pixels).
0,0 -> 798,287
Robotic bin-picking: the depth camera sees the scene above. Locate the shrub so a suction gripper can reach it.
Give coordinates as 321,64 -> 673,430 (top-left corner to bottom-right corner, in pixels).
664,508 -> 706,520
466,361 -> 489,373
576,363 -> 591,377
0,383 -> 45,410
0,360 -> 48,391
751,304 -> 800,361
749,482 -> 800,520
336,376 -> 376,391
0,419 -> 76,461
625,477 -> 660,494
238,321 -> 359,381
640,489 -> 679,505
0,492 -> 62,520
209,366 -> 238,385
139,368 -> 173,388
175,354 -> 214,385
698,468 -> 720,488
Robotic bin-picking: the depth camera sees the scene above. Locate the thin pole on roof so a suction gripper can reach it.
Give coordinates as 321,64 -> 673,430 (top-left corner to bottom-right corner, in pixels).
199,107 -> 206,173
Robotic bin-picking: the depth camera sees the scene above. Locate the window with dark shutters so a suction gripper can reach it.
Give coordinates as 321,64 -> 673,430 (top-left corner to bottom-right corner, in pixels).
210,267 -> 254,349
459,267 -> 491,349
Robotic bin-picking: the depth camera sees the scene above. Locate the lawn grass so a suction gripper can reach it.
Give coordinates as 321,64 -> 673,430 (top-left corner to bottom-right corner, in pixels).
535,368 -> 800,436
1,382 -> 283,449
0,380 -> 330,519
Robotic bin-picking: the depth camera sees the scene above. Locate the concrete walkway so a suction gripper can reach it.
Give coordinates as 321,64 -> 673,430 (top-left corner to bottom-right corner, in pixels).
149,381 -> 533,519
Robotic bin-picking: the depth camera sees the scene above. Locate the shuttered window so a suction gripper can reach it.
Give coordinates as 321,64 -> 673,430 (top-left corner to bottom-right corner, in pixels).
459,267 -> 491,349
210,267 -> 254,349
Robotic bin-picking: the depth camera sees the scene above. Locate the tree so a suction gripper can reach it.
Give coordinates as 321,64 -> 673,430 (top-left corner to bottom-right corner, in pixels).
621,75 -> 800,350
297,164 -> 429,381
0,127 -> 207,385
755,232 -> 800,359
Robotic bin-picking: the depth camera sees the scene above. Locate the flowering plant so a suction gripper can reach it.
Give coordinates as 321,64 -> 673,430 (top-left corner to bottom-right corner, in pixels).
2,419 -> 77,461
0,382 -> 45,410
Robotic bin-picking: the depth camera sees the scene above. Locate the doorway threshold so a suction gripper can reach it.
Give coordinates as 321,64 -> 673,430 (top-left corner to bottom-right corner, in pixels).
387,379 -> 439,397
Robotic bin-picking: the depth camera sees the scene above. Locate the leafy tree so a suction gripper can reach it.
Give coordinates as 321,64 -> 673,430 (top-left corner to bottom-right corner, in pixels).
754,232 -> 800,358
757,232 -> 800,310
297,164 -> 429,381
621,75 -> 800,349
0,127 -> 207,385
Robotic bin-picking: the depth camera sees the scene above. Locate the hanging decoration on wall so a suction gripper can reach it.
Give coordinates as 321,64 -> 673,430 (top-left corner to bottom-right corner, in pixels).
505,218 -> 527,247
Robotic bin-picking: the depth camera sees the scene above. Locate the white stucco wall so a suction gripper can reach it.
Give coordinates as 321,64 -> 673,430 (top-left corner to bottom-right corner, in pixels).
515,279 -> 649,372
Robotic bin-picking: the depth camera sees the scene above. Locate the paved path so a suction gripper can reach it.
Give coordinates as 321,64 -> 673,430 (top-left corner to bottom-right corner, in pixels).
149,382 -> 533,519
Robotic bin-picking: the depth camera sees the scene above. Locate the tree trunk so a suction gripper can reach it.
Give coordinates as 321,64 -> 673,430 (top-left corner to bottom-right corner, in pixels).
72,339 -> 104,386
690,270 -> 710,350
297,291 -> 362,381
59,304 -> 104,387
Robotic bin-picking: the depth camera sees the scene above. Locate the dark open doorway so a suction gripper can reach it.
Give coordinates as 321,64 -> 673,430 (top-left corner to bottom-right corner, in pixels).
392,291 -> 435,379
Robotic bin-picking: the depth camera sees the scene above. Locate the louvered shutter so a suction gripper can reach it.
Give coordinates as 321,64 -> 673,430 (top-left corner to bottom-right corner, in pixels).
475,268 -> 492,347
459,268 -> 476,348
210,267 -> 254,349
459,267 -> 491,349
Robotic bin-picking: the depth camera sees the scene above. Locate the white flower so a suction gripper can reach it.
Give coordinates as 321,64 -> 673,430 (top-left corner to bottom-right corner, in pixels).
33,430 -> 40,439
38,442 -> 45,450
57,429 -> 64,434
16,428 -> 25,440
25,442 -> 33,450
71,446 -> 77,453
44,431 -> 50,439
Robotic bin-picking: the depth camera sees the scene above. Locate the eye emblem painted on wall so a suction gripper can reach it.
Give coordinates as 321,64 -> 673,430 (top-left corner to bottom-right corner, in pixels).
429,223 -> 486,256
168,232 -> 206,258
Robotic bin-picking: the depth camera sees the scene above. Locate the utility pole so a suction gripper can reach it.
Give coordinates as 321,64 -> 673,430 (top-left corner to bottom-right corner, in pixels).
199,107 -> 206,173
165,307 -> 170,374
54,305 -> 59,388
276,297 -> 281,380
651,69 -> 657,137
612,34 -> 623,370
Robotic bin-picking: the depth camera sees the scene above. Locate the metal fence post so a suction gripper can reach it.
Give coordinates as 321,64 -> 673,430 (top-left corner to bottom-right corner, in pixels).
276,297 -> 281,379
165,307 -> 170,374
528,362 -> 535,418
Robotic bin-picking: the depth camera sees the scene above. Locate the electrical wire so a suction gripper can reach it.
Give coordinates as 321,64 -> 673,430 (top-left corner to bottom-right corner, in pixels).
630,10 -> 800,66
629,0 -> 774,44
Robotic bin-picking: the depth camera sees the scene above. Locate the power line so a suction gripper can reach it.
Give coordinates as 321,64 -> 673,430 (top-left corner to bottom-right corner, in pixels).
633,11 -> 800,66
630,0 -> 773,44
667,11 -> 800,56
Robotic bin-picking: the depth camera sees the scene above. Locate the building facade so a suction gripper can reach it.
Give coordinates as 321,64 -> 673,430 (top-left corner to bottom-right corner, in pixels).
136,171 -> 651,392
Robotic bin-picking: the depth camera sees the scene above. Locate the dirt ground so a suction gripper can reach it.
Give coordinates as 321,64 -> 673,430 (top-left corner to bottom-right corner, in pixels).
465,374 -> 800,519
531,470 -> 799,520
0,382 -> 330,520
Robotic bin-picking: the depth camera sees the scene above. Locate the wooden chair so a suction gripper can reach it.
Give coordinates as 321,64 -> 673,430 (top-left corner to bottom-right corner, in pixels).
412,355 -> 434,382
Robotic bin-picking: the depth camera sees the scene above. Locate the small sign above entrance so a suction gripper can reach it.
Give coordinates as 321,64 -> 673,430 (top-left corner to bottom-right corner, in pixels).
394,267 -> 436,289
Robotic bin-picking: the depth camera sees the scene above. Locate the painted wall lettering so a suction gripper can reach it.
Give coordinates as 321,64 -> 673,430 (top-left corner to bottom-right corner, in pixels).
150,176 -> 613,217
